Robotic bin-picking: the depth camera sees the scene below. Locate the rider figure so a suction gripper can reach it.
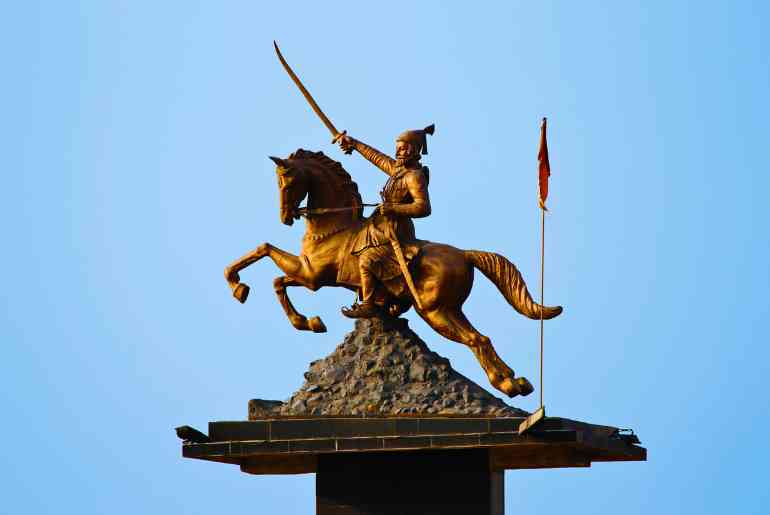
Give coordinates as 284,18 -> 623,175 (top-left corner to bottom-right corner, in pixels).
337,125 -> 434,318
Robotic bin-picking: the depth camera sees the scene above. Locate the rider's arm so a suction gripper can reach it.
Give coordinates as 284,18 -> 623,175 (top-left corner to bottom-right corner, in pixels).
387,170 -> 431,218
346,138 -> 396,176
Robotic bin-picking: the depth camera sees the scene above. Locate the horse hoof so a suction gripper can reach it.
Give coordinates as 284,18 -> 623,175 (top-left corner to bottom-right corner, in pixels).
497,377 -> 519,398
497,376 -> 534,398
309,316 -> 327,333
233,283 -> 250,303
516,377 -> 534,396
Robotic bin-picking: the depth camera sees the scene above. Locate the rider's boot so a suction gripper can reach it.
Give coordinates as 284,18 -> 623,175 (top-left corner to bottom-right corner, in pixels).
342,267 -> 381,319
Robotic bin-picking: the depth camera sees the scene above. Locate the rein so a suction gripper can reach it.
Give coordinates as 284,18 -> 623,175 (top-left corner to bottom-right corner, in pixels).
295,203 -> 379,218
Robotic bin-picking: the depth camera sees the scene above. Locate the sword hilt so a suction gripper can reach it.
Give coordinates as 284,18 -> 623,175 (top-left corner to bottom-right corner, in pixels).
333,130 -> 353,155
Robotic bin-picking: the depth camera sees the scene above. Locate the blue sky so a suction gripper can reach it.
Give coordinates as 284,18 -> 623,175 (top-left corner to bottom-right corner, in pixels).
2,1 -> 769,513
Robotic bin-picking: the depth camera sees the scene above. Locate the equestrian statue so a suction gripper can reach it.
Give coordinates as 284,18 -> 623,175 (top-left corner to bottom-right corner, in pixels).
224,43 -> 563,398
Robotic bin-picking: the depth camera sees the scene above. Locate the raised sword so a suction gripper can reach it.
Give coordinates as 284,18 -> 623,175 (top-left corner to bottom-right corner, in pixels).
273,41 -> 351,153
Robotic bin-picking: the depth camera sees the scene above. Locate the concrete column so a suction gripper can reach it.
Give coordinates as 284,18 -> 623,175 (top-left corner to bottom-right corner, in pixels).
316,449 -> 503,515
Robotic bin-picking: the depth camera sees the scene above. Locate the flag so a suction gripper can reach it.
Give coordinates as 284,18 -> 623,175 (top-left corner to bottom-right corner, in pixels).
538,117 -> 550,211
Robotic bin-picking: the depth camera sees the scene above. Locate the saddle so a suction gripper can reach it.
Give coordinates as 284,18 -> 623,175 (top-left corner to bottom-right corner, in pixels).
336,236 -> 428,300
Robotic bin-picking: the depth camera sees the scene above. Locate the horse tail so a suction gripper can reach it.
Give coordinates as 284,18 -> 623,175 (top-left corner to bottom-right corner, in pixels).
465,250 -> 563,320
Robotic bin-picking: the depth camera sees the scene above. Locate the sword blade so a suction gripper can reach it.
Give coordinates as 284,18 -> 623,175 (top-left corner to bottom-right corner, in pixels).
273,41 -> 340,138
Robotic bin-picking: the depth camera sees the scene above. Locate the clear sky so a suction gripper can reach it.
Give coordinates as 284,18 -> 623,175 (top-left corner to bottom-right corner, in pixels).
3,1 -> 769,514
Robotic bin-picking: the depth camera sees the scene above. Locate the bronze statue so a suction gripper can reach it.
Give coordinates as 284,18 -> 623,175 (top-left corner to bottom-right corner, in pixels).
223,44 -> 563,398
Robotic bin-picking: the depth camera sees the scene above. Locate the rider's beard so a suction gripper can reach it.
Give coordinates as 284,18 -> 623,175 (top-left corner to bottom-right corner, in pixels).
395,155 -> 420,168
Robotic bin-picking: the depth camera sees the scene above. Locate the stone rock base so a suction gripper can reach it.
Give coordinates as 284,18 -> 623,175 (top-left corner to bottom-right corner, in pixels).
249,317 -> 527,418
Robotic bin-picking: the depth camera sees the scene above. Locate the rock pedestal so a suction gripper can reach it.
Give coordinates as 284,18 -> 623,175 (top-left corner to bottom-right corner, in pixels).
250,317 -> 526,419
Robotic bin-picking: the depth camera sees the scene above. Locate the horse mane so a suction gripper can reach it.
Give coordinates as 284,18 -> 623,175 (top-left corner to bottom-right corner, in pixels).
288,149 -> 364,218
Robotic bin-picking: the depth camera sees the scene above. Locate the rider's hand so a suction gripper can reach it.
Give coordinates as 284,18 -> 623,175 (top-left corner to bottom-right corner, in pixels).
338,133 -> 354,153
379,203 -> 394,216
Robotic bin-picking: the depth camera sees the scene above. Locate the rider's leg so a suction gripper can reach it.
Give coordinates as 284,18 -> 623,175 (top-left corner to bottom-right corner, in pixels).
359,261 -> 376,307
342,250 -> 381,318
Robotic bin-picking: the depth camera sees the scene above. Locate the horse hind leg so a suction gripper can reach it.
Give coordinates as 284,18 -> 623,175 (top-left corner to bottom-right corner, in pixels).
419,307 -> 533,398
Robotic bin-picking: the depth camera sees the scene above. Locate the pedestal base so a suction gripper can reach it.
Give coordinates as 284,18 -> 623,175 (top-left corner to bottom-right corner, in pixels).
317,449 -> 503,515
178,415 -> 645,513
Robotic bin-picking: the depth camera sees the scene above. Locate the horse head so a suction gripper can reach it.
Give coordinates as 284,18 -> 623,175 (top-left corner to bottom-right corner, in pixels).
269,155 -> 309,226
269,150 -> 364,228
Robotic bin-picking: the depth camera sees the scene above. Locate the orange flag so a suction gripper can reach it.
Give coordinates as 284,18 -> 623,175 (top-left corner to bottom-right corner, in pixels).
538,117 -> 550,211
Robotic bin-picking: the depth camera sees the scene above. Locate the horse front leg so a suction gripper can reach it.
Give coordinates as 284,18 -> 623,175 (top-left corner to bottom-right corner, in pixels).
225,242 -> 304,303
273,276 -> 327,333
224,243 -> 327,333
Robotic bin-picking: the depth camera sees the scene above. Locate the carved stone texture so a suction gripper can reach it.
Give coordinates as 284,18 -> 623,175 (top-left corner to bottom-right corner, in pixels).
249,318 -> 528,418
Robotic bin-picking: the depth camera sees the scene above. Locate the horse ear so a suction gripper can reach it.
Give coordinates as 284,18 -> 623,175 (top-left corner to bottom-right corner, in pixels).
269,156 -> 287,169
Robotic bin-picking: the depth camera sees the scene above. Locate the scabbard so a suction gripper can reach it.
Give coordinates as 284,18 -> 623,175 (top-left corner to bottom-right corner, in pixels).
384,217 -> 423,310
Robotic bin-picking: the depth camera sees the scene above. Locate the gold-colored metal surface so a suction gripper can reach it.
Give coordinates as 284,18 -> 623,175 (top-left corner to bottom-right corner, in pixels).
384,216 -> 423,310
225,149 -> 563,398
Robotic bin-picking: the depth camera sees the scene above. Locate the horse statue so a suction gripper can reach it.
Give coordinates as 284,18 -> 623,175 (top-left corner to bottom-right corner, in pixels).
224,149 -> 563,398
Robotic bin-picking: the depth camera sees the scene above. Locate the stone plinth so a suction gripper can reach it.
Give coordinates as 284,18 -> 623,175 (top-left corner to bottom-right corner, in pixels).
180,415 -> 645,473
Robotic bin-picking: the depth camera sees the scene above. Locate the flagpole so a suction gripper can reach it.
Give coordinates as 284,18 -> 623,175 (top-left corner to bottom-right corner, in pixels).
520,117 -> 549,435
539,206 -> 545,409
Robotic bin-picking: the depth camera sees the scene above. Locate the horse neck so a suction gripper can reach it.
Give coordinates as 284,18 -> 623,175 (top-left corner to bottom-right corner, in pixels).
304,171 -> 358,238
